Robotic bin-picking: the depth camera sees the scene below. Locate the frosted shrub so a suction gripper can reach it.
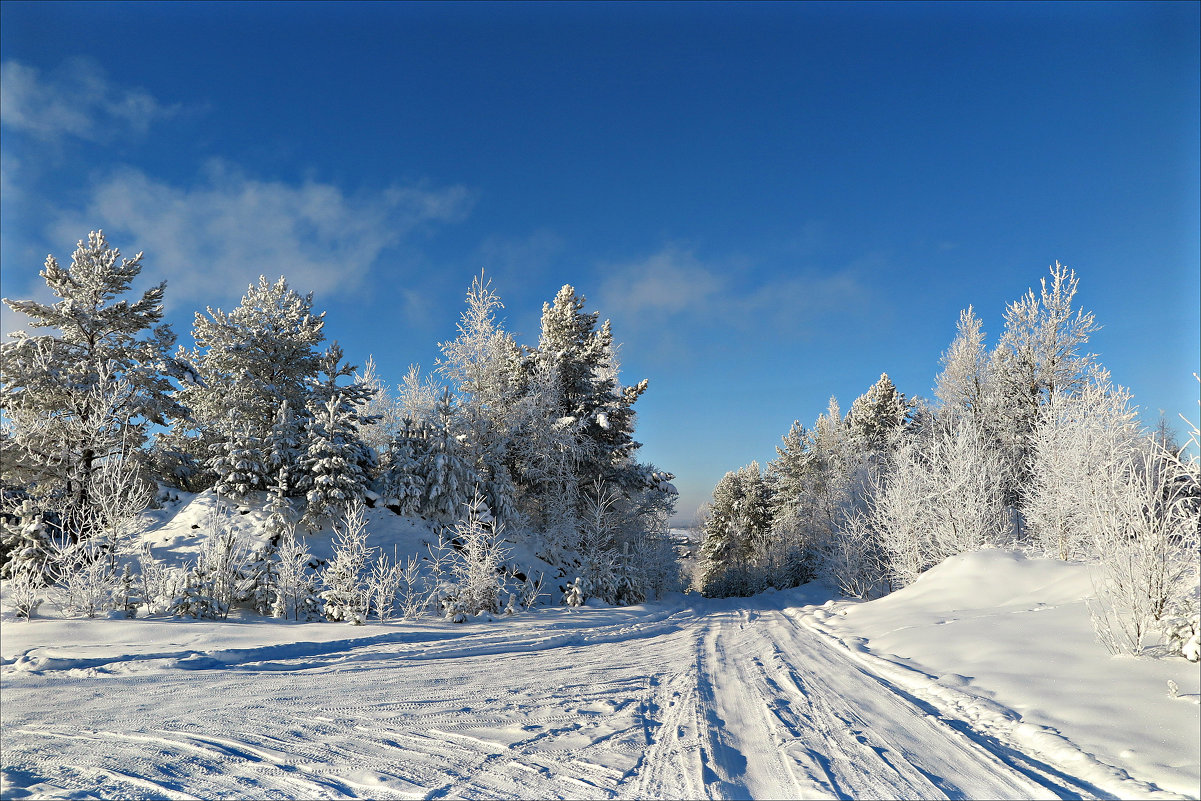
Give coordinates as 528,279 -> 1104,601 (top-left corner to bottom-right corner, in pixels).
1088,445 -> 1198,656
174,524 -> 248,620
396,555 -> 430,619
272,529 -> 320,621
321,501 -> 373,624
444,493 -> 508,620
827,512 -> 888,600
519,572 -> 545,610
137,545 -> 182,616
3,563 -> 43,619
367,549 -> 404,621
50,535 -> 119,618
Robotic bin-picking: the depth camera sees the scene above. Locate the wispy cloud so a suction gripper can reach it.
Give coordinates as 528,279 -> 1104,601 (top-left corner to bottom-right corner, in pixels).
47,161 -> 474,310
595,245 -> 874,363
0,58 -> 183,143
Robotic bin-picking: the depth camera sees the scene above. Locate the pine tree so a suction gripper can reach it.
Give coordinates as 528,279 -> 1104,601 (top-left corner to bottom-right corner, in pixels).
696,463 -> 773,597
266,400 -> 305,495
1,231 -> 185,530
531,285 -> 649,506
418,391 -> 476,523
210,410 -> 267,499
845,373 -> 909,454
170,275 -> 326,491
302,394 -> 371,528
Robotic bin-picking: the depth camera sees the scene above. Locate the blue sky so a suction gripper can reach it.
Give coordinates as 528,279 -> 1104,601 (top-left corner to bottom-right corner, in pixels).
2,1 -> 1198,523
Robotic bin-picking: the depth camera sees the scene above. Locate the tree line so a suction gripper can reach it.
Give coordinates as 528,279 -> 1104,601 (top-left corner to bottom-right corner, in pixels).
696,263 -> 1199,660
1,231 -> 680,618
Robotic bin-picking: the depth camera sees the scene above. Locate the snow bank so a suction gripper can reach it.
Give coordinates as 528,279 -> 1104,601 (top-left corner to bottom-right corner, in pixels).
814,548 -> 1201,799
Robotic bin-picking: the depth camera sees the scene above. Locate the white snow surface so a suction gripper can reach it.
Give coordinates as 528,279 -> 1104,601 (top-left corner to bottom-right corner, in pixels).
3,522 -> 1198,799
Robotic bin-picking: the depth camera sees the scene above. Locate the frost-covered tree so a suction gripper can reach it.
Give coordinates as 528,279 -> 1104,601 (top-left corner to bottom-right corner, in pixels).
170,275 -> 326,490
418,391 -> 476,523
377,433 -> 425,514
266,400 -> 305,494
321,502 -> 373,624
354,356 -> 402,456
396,363 -> 443,427
210,410 -> 267,499
696,462 -> 773,597
531,285 -> 648,497
302,394 -> 372,528
1,231 -> 185,527
1024,369 -> 1142,560
872,417 -> 1010,588
438,275 -> 524,525
991,263 -> 1099,505
933,306 -> 992,429
845,373 -> 909,454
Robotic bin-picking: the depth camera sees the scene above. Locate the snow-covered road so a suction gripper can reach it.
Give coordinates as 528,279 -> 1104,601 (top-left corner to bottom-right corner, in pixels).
2,590 -> 1150,801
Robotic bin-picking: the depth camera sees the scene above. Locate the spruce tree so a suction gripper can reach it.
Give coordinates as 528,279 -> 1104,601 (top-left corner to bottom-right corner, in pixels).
302,394 -> 371,528
1,231 -> 185,533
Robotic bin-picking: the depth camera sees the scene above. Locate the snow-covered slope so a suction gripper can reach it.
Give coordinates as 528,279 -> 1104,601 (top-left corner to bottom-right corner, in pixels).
2,548 -> 1197,800
813,548 -> 1201,799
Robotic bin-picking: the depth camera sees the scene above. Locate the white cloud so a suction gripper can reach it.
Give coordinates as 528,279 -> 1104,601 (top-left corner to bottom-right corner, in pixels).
596,245 -> 874,363
48,162 -> 474,310
0,58 -> 182,143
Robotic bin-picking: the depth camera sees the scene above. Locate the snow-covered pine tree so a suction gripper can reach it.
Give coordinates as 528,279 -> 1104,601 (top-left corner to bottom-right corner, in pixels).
302,393 -> 372,528
418,390 -> 476,523
696,463 -> 773,597
1,231 -> 186,536
531,285 -> 649,499
169,276 -> 327,491
210,410 -> 267,499
266,400 -> 305,496
377,430 -> 425,514
845,373 -> 910,455
263,466 -> 296,544
0,499 -> 53,581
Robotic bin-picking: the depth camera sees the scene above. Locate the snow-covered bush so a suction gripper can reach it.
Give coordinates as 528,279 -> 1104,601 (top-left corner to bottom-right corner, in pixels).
272,529 -> 320,621
825,511 -> 889,599
321,501 -> 373,624
366,549 -> 404,621
443,493 -> 508,621
3,562 -> 43,619
137,544 -> 183,616
1087,445 -> 1199,656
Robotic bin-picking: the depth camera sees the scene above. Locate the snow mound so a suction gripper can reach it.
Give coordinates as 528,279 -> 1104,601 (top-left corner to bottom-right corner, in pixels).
816,548 -> 1201,799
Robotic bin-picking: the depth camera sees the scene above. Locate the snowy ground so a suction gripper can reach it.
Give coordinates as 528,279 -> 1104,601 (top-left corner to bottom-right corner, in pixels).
3,548 -> 1198,800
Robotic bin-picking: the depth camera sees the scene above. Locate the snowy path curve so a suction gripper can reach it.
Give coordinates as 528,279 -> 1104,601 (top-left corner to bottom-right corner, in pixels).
0,596 -> 1156,800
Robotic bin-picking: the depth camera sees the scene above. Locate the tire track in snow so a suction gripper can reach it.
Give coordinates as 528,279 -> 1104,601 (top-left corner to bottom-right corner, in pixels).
2,595 -> 1139,799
